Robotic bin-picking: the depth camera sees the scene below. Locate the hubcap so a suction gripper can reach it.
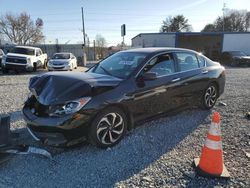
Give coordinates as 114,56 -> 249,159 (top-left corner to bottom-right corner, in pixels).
96,113 -> 124,145
204,86 -> 217,107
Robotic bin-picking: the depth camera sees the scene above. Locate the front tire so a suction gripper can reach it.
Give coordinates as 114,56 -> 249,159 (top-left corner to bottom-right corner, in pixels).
33,63 -> 37,72
88,107 -> 127,148
2,67 -> 9,74
43,59 -> 47,69
202,83 -> 218,109
230,60 -> 238,67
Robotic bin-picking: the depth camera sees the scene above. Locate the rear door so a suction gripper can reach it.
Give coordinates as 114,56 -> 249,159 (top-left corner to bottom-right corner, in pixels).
172,51 -> 205,106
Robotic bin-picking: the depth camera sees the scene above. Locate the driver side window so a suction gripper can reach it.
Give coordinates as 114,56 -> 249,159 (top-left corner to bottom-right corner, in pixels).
36,50 -> 40,56
143,53 -> 175,77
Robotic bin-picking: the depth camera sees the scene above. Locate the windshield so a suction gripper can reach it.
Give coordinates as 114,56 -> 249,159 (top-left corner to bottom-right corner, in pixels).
52,53 -> 70,59
230,51 -> 247,56
11,47 -> 35,55
90,52 -> 147,79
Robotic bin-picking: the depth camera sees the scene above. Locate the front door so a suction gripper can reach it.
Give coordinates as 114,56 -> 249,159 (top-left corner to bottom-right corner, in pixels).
128,52 -> 179,120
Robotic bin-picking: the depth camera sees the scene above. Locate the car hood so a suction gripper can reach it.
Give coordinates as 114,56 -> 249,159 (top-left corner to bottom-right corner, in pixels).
233,56 -> 250,60
7,53 -> 32,58
29,72 -> 122,105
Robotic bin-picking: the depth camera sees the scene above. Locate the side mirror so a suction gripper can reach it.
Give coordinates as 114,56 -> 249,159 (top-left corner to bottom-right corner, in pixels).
142,72 -> 157,80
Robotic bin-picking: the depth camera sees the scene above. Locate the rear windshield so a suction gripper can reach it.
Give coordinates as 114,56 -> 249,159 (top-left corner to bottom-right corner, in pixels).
52,53 -> 70,59
11,47 -> 35,55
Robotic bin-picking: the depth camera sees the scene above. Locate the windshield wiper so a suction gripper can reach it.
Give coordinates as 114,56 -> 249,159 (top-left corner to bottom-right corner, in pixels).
99,65 -> 113,76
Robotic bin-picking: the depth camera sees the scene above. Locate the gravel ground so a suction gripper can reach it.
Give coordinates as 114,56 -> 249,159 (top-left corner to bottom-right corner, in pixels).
0,67 -> 249,187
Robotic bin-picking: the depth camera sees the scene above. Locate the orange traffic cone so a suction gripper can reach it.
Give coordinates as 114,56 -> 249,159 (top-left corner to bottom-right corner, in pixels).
194,112 -> 230,178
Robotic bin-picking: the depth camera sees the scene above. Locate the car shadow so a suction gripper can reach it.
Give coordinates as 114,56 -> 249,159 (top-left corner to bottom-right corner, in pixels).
0,108 -> 217,187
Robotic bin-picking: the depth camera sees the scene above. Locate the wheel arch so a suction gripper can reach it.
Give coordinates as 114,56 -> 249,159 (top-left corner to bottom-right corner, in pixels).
102,103 -> 134,131
209,80 -> 219,92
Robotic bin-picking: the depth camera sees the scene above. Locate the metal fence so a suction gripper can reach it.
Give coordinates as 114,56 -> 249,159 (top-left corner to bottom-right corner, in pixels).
0,44 -> 88,65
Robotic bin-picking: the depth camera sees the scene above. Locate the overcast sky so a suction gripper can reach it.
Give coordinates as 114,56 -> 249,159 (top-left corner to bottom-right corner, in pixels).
1,0 -> 250,46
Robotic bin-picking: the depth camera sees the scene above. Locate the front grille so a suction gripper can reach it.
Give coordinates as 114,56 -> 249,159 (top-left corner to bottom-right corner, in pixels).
53,62 -> 64,66
6,56 -> 27,64
53,66 -> 65,69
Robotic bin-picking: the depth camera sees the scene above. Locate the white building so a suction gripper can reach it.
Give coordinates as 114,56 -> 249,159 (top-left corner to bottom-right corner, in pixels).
132,32 -> 250,60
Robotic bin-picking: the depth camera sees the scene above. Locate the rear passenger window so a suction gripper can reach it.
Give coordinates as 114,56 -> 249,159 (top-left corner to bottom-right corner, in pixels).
176,53 -> 199,71
197,55 -> 206,67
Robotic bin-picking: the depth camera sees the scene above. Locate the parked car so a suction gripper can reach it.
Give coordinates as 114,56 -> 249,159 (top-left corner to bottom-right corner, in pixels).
23,48 -> 225,148
0,49 -> 5,68
47,53 -> 77,71
1,46 -> 47,73
221,51 -> 250,66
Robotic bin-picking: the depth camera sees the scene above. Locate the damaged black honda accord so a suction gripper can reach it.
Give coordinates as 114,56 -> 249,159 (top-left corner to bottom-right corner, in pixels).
23,48 -> 225,148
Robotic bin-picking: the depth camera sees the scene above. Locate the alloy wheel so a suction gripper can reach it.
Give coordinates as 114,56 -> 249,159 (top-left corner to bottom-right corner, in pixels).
96,113 -> 124,145
204,85 -> 217,108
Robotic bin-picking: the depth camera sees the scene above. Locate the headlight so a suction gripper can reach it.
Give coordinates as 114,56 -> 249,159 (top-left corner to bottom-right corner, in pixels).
49,97 -> 91,116
64,61 -> 70,65
48,60 -> 53,65
27,57 -> 32,64
2,55 -> 6,65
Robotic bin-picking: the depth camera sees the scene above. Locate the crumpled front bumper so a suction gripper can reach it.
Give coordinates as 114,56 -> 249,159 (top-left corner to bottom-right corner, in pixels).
22,107 -> 92,147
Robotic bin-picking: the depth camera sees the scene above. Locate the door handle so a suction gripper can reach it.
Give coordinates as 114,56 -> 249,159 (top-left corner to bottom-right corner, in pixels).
202,70 -> 208,74
171,78 -> 180,82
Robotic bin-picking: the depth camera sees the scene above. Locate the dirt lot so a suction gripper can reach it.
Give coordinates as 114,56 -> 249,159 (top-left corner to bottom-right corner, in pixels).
0,67 -> 249,187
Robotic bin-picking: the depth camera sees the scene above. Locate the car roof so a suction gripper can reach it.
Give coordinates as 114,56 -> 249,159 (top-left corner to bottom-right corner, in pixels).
124,47 -> 198,54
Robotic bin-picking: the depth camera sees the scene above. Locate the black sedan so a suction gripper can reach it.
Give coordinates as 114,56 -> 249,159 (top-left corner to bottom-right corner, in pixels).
221,51 -> 250,66
23,48 -> 225,148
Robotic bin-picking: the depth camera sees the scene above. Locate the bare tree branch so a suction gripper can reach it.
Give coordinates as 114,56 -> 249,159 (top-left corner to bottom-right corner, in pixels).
0,12 -> 44,45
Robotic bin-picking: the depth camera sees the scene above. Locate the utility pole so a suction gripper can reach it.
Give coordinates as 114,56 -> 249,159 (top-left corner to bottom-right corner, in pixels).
81,7 -> 87,66
87,36 -> 90,61
93,40 -> 96,61
222,3 -> 226,32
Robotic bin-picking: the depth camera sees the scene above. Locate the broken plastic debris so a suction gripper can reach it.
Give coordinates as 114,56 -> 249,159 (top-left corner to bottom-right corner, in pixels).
1,145 -> 52,159
245,111 -> 250,120
218,101 -> 227,106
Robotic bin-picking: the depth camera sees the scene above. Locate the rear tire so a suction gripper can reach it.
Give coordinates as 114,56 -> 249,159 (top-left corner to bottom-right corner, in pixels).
201,83 -> 218,109
88,107 -> 127,148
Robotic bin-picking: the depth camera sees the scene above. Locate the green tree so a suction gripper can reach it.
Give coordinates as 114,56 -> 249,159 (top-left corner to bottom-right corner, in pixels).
160,15 -> 192,32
